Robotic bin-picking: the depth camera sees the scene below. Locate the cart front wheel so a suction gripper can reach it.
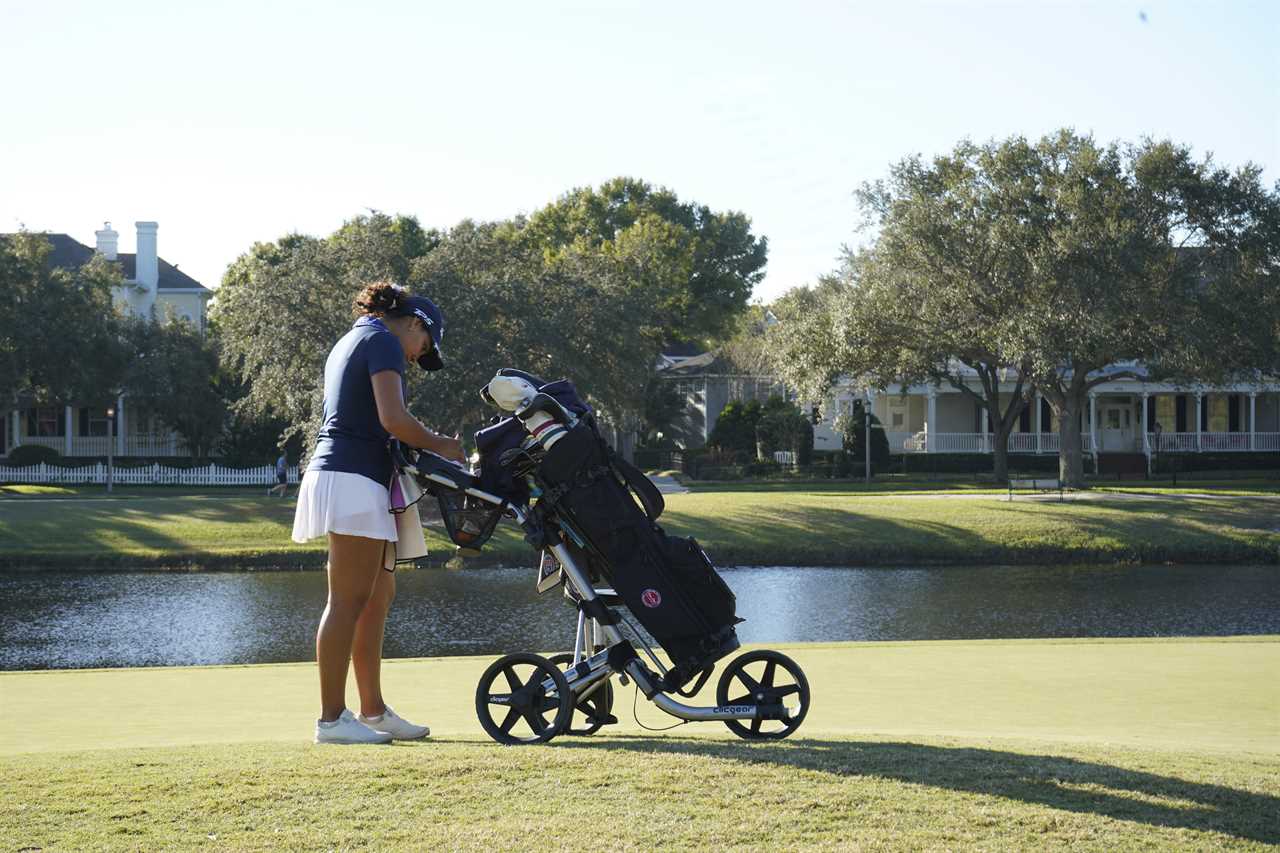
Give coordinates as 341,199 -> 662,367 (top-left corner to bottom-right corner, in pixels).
475,653 -> 574,745
716,650 -> 810,740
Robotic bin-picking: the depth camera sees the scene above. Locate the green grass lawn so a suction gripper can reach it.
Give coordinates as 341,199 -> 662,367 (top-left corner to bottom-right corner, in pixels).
1,486 -> 1277,568
2,638 -> 1277,850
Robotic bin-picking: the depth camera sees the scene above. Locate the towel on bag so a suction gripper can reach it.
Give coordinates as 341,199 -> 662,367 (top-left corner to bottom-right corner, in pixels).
385,472 -> 429,570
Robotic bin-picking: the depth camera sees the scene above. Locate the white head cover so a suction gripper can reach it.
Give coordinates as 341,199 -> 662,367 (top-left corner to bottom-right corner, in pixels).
485,374 -> 538,413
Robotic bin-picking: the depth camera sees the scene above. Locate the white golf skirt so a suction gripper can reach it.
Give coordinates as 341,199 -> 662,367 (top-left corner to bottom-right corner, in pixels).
292,469 -> 398,543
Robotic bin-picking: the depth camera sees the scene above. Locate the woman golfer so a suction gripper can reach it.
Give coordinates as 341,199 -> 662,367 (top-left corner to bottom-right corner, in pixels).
292,282 -> 463,744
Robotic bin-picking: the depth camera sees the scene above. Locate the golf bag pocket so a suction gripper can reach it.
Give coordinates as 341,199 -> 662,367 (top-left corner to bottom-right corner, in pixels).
660,536 -> 739,631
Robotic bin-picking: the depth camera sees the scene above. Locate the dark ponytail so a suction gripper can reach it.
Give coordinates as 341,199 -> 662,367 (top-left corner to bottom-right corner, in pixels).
353,281 -> 407,317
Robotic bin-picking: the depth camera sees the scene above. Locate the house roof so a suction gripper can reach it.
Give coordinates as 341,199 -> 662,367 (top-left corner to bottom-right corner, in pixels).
659,350 -> 763,377
10,233 -> 212,295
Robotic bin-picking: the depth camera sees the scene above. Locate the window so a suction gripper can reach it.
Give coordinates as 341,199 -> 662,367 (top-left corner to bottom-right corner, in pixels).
82,409 -> 115,437
892,412 -> 904,428
27,407 -> 64,437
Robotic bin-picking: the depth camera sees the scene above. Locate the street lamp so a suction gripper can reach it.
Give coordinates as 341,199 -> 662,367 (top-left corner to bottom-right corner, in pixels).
105,405 -> 115,494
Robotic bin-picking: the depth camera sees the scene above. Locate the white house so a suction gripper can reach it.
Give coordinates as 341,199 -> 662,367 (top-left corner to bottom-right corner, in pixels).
822,364 -> 1280,461
658,354 -> 1280,467
2,222 -> 214,458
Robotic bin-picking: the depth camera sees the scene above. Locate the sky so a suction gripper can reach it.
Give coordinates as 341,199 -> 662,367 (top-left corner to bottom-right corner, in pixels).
2,0 -> 1277,303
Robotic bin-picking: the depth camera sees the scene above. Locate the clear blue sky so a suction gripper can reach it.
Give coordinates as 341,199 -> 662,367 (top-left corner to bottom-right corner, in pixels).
2,0 -> 1276,302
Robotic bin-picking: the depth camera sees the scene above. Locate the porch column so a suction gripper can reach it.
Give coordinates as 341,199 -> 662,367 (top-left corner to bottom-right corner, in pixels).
64,406 -> 73,456
982,400 -> 990,453
1195,392 -> 1202,451
926,388 -> 937,454
1249,392 -> 1257,451
1034,392 -> 1041,454
1141,392 -> 1149,454
117,395 -> 127,456
10,410 -> 19,448
1089,392 -> 1098,457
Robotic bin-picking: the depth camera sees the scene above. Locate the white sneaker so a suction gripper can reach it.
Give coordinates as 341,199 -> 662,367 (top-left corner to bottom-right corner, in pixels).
315,709 -> 393,745
358,705 -> 430,740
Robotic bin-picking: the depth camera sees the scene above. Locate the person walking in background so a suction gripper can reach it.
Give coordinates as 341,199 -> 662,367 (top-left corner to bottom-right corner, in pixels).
268,451 -> 289,497
291,281 -> 464,745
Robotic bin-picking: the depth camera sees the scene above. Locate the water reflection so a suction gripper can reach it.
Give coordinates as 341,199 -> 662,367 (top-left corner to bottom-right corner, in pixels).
0,564 -> 1276,670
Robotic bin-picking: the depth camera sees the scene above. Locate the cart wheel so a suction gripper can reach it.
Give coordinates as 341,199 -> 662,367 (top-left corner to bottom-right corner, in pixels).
548,653 -> 616,736
475,653 -> 574,745
717,650 -> 810,741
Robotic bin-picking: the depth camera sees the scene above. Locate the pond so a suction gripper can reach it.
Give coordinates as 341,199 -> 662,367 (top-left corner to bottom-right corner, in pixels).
0,563 -> 1276,670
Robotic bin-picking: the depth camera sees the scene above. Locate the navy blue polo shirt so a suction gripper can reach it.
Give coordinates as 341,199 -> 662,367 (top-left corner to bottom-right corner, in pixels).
308,316 -> 407,486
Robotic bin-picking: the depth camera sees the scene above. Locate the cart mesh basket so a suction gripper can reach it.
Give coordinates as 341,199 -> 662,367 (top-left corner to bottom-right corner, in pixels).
434,491 -> 504,550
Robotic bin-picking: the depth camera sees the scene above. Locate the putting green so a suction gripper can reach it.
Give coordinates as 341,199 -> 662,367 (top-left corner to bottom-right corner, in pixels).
3,637 -> 1276,756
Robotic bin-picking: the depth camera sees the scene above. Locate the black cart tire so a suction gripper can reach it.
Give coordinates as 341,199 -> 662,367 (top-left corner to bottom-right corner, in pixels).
548,653 -> 615,736
475,653 -> 574,745
716,650 -> 810,740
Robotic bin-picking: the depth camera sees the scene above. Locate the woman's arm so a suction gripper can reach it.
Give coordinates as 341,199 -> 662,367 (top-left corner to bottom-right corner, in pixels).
371,370 -> 465,463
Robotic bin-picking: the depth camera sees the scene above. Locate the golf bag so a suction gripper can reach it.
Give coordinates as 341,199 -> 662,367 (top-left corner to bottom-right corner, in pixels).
535,417 -> 741,691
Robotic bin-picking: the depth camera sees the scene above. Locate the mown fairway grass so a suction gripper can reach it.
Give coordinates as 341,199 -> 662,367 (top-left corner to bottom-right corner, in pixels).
3,485 -> 1276,568
2,639 -> 1277,850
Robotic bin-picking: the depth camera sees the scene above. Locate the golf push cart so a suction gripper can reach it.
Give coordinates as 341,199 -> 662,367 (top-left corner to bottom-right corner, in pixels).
397,369 -> 811,745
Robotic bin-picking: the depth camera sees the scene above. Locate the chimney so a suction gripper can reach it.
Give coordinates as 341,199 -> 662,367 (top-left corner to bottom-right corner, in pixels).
135,221 -> 158,290
95,222 -> 118,260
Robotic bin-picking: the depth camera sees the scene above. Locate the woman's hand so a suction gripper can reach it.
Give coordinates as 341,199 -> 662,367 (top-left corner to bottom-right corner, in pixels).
436,434 -> 466,464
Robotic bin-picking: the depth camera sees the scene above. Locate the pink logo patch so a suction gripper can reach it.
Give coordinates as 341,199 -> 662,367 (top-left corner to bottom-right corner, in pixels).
641,589 -> 662,608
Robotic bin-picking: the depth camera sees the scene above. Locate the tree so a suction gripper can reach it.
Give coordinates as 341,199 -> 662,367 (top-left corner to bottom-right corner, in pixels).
524,177 -> 769,343
756,396 -> 813,463
216,211 -> 667,457
1002,133 -> 1279,486
772,131 -> 1280,487
0,232 -> 130,412
771,140 -> 1045,483
640,378 -> 683,447
409,219 -> 661,435
122,313 -> 227,459
214,213 -> 439,453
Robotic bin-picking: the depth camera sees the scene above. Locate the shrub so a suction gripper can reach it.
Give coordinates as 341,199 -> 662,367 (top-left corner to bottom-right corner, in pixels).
6,444 -> 59,466
708,400 -> 762,458
837,409 -> 891,472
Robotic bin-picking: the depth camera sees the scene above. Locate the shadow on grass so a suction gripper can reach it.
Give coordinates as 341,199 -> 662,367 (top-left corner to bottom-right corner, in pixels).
554,735 -> 1279,844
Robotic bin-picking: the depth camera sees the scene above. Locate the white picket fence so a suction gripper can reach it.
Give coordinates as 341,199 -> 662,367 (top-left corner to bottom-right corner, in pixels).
0,462 -> 301,486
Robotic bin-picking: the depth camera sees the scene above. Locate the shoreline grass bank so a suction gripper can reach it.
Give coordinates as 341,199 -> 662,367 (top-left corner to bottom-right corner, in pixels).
3,638 -> 1277,850
3,486 -> 1278,570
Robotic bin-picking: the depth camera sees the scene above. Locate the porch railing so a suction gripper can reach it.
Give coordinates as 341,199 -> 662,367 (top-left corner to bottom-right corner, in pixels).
904,433 -> 1090,454
1149,432 -> 1280,452
3,433 -> 190,457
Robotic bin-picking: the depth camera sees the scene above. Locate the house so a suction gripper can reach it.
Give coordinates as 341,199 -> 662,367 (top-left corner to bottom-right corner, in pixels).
657,353 -> 1280,464
2,222 -> 214,459
657,351 -> 791,449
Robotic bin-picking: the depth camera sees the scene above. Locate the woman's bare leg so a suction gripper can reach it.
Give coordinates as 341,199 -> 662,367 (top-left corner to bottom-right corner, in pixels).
352,566 -> 396,717
316,533 -> 383,721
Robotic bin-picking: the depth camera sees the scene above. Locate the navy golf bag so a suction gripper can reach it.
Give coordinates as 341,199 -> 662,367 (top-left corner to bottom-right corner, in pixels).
534,414 -> 741,691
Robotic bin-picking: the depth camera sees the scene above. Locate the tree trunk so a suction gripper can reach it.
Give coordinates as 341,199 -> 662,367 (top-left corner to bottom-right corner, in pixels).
1057,397 -> 1086,487
992,421 -> 1013,482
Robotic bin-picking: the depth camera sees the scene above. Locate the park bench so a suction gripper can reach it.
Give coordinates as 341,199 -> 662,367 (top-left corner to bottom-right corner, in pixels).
1007,476 -> 1064,501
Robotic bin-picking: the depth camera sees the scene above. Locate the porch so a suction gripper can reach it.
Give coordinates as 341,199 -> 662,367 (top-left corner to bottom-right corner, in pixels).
859,386 -> 1280,456
2,399 -> 190,458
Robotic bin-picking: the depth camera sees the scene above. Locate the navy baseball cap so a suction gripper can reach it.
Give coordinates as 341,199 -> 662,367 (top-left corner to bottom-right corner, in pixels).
394,295 -> 445,371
